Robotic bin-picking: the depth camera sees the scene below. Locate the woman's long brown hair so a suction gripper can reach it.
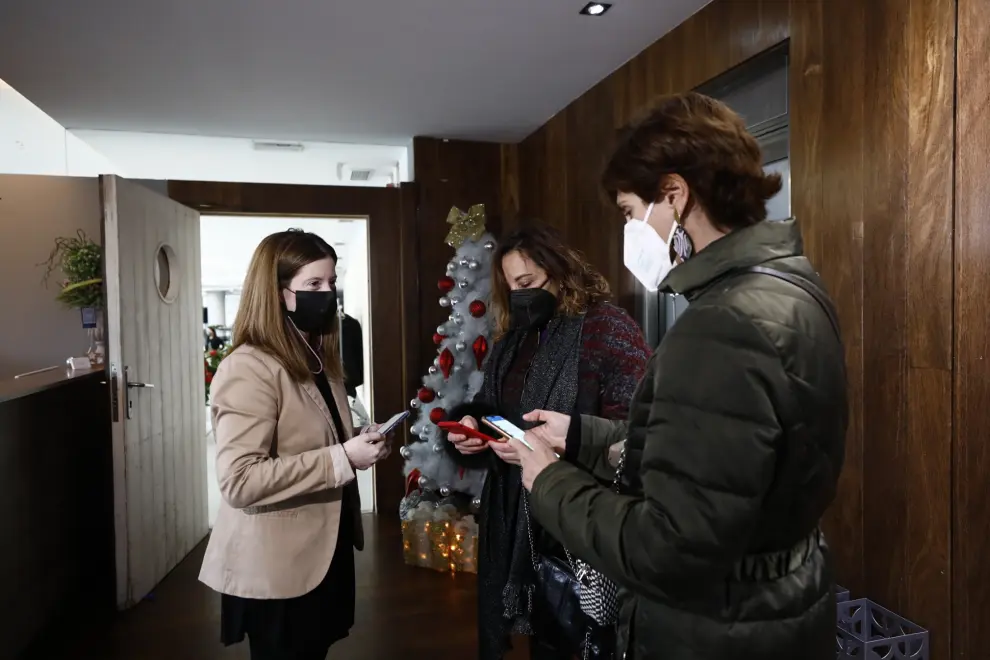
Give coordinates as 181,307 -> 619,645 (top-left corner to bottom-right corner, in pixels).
491,224 -> 611,338
232,229 -> 344,382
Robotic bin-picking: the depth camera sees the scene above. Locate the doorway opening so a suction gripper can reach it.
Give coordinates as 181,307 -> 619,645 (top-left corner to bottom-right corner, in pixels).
200,214 -> 374,527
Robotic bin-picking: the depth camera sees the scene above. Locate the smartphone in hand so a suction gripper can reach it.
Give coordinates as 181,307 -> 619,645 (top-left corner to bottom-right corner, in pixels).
376,411 -> 410,436
437,421 -> 500,443
481,416 -> 535,451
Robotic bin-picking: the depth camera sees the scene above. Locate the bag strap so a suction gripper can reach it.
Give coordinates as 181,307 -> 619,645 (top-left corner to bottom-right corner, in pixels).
741,266 -> 842,341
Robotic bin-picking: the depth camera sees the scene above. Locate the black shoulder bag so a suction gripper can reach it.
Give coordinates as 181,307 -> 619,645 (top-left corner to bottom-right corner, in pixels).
522,445 -> 626,660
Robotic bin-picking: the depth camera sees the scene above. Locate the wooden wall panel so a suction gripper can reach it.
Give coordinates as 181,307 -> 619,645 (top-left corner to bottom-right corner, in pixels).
411,138 -> 504,377
819,0 -> 865,600
954,0 -> 990,658
512,0 -> 963,656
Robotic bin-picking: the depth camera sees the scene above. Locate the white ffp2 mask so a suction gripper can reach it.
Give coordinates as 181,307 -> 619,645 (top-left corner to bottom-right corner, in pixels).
623,202 -> 677,292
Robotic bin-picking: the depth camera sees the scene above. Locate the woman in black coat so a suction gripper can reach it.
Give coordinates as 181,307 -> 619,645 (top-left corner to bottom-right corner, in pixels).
512,93 -> 847,660
446,225 -> 651,660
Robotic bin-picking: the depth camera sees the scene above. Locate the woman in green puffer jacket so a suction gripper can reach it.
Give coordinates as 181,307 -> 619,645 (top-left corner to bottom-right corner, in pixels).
509,92 -> 848,660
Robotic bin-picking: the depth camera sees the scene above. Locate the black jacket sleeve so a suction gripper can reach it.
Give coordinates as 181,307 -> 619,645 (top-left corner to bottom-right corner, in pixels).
529,305 -> 786,601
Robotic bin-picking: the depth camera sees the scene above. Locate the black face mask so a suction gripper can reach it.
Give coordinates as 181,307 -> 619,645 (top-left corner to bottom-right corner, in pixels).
286,290 -> 338,334
509,285 -> 557,330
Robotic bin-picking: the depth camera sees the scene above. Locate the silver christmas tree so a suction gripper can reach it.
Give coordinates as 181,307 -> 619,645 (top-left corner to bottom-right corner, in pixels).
401,205 -> 495,499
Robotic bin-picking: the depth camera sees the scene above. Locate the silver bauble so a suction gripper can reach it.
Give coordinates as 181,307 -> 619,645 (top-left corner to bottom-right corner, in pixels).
432,442 -> 445,454
470,497 -> 482,513
418,475 -> 433,491
410,425 -> 421,435
483,240 -> 496,251
439,296 -> 451,308
419,430 -> 431,440
449,312 -> 463,325
399,445 -> 412,459
449,293 -> 463,304
433,356 -> 440,367
455,341 -> 467,352
467,259 -> 480,270
436,391 -> 444,399
428,365 -> 438,375
436,325 -> 447,336
448,260 -> 458,271
459,257 -> 470,267
458,278 -> 470,289
410,398 -> 421,409
440,486 -> 452,497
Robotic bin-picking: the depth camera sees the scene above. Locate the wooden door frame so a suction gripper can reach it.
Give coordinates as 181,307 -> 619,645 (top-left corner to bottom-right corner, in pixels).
167,180 -> 421,516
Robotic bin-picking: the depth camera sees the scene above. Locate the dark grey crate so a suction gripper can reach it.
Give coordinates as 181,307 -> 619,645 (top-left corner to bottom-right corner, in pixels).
835,598 -> 928,660
835,585 -> 850,603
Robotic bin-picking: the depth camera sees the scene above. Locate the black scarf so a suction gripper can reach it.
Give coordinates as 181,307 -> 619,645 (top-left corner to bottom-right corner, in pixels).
476,313 -> 585,660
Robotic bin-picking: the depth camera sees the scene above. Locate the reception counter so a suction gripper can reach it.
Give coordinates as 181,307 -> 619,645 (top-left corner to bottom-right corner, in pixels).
0,367 -> 116,658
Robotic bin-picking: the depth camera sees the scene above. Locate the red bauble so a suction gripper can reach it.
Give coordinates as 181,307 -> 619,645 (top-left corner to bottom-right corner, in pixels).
405,469 -> 421,496
433,332 -> 444,345
417,387 -> 436,404
469,300 -> 487,318
438,348 -> 455,379
429,407 -> 446,424
472,336 -> 489,370
438,276 -> 455,294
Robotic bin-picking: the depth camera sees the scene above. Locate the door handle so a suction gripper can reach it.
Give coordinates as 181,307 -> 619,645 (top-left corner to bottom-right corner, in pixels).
123,366 -> 154,420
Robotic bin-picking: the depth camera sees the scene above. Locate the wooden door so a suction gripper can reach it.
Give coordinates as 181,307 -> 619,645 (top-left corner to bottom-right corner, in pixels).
101,175 -> 209,609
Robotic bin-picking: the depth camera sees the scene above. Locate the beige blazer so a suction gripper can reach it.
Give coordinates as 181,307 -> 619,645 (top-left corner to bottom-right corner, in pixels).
199,344 -> 363,600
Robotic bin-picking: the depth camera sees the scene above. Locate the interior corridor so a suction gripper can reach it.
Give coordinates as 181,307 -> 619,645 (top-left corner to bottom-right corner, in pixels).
27,516 -> 527,660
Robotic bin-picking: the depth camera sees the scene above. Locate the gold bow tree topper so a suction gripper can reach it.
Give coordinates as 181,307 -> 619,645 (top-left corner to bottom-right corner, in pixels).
444,204 -> 487,248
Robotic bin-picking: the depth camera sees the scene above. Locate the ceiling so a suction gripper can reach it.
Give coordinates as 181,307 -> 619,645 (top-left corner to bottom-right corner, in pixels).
0,0 -> 709,145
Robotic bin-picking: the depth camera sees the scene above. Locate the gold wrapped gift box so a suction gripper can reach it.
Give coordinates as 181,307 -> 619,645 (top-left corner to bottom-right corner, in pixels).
401,502 -> 478,574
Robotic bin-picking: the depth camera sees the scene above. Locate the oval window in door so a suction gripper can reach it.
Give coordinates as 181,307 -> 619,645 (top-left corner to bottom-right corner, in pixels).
154,244 -> 179,303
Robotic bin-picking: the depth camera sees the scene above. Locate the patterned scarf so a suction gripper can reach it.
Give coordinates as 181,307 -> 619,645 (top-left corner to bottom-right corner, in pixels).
476,313 -> 584,659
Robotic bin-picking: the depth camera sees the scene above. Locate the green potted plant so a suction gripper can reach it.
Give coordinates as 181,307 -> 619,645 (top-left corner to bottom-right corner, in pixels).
39,230 -> 105,365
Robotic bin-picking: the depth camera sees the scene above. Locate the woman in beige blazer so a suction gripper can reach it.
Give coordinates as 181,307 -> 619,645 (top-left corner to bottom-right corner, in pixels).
200,229 -> 391,660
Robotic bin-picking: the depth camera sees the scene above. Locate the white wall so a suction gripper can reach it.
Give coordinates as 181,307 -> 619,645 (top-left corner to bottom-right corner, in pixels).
72,129 -> 411,187
0,175 -> 103,379
0,80 -> 118,176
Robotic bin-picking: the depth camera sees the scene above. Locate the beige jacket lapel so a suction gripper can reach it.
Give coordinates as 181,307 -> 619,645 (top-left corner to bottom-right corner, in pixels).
300,377 -> 353,445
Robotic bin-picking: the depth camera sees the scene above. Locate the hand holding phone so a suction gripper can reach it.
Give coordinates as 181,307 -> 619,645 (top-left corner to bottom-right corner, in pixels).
481,416 -> 535,451
441,417 -> 491,456
437,421 -> 499,444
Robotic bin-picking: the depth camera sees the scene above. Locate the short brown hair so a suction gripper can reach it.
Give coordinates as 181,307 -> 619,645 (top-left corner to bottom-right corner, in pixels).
233,230 -> 344,382
491,224 -> 610,337
602,92 -> 782,230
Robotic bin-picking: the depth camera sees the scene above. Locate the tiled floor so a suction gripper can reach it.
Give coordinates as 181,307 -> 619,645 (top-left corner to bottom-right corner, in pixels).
38,514 -> 530,660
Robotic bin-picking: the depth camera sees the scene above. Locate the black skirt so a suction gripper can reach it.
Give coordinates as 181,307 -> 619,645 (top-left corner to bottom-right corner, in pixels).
220,489 -> 356,652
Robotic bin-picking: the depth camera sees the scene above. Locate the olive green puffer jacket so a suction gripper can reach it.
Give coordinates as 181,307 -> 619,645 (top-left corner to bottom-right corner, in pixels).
530,220 -> 847,660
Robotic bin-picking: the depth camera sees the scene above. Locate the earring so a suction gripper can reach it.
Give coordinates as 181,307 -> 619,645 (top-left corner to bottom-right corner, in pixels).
668,203 -> 693,262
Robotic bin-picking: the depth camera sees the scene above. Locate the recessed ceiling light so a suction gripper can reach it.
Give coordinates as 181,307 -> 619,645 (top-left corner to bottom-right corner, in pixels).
580,2 -> 612,16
